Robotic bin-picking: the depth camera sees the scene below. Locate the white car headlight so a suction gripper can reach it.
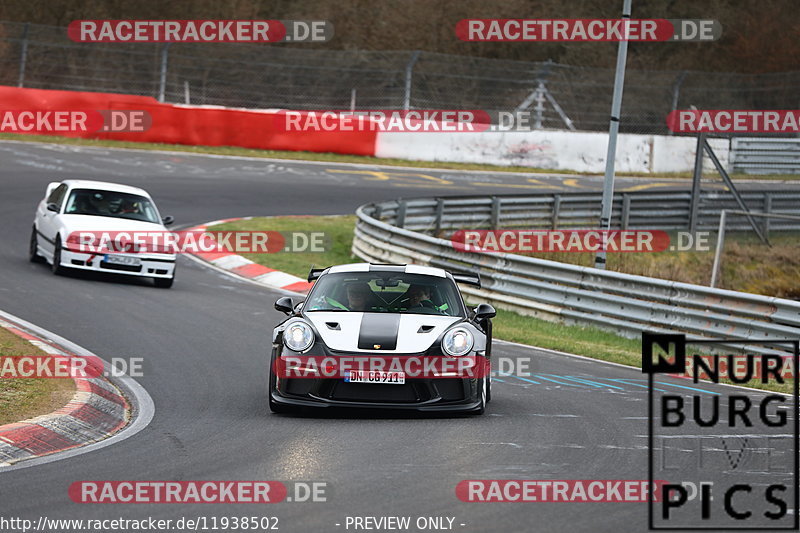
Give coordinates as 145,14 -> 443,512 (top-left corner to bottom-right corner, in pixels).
283,321 -> 314,352
442,327 -> 474,357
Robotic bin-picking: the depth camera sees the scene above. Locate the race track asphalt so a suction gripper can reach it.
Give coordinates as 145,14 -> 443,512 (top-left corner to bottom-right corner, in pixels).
0,140 -> 796,532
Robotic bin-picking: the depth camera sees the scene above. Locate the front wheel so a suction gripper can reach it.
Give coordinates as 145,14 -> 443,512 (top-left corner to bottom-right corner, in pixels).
153,276 -> 174,289
473,378 -> 488,415
268,351 -> 293,414
51,236 -> 65,275
29,227 -> 44,263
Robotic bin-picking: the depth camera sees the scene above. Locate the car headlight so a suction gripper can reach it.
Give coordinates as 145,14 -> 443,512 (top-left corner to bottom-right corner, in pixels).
283,321 -> 314,352
442,327 -> 474,357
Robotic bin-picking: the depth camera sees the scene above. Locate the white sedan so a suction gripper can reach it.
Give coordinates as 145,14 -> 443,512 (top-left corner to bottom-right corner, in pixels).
29,180 -> 177,288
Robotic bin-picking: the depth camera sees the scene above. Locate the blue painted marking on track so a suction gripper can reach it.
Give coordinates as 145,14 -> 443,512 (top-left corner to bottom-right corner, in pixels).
608,378 -> 720,395
532,374 -> 585,387
607,378 -> 668,392
498,372 -> 540,385
653,380 -> 721,395
559,375 -> 626,390
509,374 -> 541,385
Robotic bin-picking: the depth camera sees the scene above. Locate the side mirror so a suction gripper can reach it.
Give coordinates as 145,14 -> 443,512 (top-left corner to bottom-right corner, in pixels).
46,203 -> 59,213
162,216 -> 174,226
275,297 -> 294,315
474,303 -> 496,321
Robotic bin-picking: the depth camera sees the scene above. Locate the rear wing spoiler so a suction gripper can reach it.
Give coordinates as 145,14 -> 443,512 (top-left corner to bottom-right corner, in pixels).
452,272 -> 481,288
307,267 -> 329,282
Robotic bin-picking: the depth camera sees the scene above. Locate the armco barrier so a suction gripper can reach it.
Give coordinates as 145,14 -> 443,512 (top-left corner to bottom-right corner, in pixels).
352,196 -> 800,357
0,86 -> 377,155
375,189 -> 800,235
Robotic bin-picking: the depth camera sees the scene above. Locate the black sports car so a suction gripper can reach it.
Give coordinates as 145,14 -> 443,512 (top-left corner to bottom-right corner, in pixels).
268,263 -> 496,414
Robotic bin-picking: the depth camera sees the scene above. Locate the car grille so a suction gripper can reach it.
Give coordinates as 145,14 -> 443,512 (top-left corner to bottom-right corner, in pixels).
100,261 -> 142,273
328,381 -> 429,403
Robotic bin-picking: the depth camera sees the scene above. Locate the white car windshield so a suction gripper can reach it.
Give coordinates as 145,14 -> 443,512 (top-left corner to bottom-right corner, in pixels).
64,189 -> 160,224
305,272 -> 465,316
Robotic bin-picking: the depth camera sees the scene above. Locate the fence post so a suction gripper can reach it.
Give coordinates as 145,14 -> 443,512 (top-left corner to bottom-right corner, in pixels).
668,71 -> 687,135
491,197 -> 501,230
621,193 -> 631,229
763,193 -> 772,240
158,43 -> 171,103
17,23 -> 30,88
396,199 -> 407,228
403,51 -> 421,111
434,198 -> 444,236
551,194 -> 562,229
184,81 -> 190,104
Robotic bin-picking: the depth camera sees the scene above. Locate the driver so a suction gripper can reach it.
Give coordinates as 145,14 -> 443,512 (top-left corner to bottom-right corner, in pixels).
406,284 -> 434,309
346,282 -> 374,312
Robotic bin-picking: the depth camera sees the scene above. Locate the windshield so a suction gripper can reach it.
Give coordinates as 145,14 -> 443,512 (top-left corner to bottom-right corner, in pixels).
64,189 -> 160,224
304,272 -> 465,317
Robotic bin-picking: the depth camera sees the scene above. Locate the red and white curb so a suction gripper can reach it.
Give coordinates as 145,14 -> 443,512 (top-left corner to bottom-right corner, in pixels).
0,316 -> 130,467
186,217 -> 314,293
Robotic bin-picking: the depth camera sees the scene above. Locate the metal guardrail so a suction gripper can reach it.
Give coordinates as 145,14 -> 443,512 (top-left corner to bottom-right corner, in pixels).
375,189 -> 800,236
352,193 -> 800,356
731,138 -> 800,174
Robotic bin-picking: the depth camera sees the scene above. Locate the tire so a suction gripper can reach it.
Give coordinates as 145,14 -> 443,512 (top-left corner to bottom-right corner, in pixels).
473,378 -> 488,415
486,369 -> 492,404
29,226 -> 44,263
268,351 -> 293,414
51,236 -> 65,275
153,276 -> 174,289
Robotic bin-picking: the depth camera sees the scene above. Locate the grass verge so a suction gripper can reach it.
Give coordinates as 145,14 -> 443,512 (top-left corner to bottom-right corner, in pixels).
1,132 -> 797,180
0,327 -> 76,426
210,216 -> 795,394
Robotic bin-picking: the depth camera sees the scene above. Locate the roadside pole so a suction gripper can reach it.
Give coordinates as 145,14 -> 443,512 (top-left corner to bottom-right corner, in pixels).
594,0 -> 632,269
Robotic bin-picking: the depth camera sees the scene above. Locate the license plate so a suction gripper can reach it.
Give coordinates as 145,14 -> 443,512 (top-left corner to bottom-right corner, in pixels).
345,371 -> 405,384
104,254 -> 141,266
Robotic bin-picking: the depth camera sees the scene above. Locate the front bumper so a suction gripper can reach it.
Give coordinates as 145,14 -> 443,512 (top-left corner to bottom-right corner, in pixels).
60,248 -> 176,278
271,376 -> 484,413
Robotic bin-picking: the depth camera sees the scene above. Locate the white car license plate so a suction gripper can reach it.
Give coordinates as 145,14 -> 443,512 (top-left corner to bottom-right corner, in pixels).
104,255 -> 141,267
345,371 -> 405,384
